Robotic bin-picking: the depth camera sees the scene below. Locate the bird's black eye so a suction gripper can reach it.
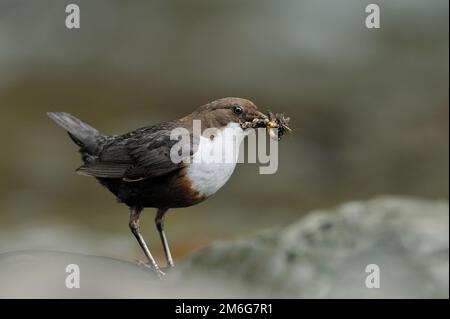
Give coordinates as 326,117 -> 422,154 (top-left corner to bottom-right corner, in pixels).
233,106 -> 243,115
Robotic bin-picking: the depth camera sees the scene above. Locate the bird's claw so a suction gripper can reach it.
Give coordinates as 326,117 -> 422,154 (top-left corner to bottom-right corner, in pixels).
136,260 -> 166,279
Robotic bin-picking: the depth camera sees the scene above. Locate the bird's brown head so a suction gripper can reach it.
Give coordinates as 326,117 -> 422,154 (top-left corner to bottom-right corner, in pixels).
189,97 -> 267,129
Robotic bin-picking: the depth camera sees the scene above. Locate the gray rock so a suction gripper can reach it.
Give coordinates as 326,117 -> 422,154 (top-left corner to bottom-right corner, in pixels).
178,196 -> 449,298
0,197 -> 448,298
0,250 -> 160,298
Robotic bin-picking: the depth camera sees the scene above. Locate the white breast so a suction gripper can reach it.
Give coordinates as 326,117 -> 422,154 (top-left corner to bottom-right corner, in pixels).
186,123 -> 245,197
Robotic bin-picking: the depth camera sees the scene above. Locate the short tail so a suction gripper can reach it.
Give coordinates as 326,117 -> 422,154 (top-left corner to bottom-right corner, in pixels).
47,112 -> 106,156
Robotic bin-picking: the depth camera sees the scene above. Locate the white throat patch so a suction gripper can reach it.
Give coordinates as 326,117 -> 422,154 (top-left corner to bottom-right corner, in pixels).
186,122 -> 245,197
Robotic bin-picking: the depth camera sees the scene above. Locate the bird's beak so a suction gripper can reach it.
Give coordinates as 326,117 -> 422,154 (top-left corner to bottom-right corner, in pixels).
241,109 -> 290,140
246,111 -> 267,124
256,111 -> 268,121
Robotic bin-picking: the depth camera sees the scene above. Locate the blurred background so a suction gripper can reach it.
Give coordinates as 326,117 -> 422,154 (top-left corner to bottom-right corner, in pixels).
0,0 -> 448,264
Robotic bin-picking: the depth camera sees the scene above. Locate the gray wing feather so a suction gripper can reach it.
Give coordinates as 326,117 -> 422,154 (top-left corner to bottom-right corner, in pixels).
76,122 -> 194,181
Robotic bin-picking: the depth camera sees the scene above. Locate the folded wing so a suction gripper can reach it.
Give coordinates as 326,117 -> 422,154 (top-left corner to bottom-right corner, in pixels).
77,122 -> 196,182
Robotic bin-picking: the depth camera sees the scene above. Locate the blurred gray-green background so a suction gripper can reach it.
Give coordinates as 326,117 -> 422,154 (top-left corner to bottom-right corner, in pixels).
0,0 -> 448,264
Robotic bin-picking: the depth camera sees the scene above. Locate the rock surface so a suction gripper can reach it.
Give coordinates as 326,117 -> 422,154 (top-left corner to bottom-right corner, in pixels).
0,197 -> 448,298
178,196 -> 449,298
0,250 -> 160,298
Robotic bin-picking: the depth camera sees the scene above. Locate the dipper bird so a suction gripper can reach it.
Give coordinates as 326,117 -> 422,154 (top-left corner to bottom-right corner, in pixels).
48,97 -> 270,276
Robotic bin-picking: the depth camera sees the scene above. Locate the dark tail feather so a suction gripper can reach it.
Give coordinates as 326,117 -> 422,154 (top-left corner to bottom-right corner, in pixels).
47,112 -> 105,156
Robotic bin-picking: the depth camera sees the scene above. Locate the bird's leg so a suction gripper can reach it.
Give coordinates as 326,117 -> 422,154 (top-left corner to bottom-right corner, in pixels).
129,207 -> 165,277
155,208 -> 174,268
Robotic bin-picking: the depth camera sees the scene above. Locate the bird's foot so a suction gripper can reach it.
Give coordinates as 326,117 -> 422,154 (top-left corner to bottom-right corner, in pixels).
160,263 -> 175,275
135,260 -> 166,279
